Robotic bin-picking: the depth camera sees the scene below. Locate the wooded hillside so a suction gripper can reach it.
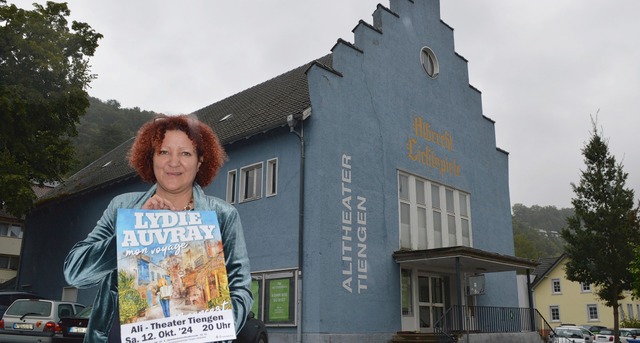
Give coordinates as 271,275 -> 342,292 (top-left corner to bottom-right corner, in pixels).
512,204 -> 572,260
68,97 -> 156,175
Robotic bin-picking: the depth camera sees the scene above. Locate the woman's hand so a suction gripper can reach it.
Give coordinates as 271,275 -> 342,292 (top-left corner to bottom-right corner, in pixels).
142,194 -> 177,211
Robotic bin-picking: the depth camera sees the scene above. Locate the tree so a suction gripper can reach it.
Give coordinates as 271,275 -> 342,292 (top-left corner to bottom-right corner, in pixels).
69,97 -> 155,175
561,119 -> 640,342
0,0 -> 102,217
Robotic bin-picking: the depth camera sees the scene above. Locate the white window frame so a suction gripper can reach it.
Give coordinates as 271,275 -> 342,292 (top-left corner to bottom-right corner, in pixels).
587,304 -> 599,321
266,158 -> 278,197
550,305 -> 560,322
551,278 -> 561,294
0,222 -> 23,239
581,282 -> 591,293
0,255 -> 19,270
239,162 -> 263,202
226,169 -> 237,204
397,171 -> 472,250
627,303 -> 634,320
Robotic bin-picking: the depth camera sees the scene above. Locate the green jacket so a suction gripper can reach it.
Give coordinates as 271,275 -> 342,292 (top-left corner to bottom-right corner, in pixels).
63,184 -> 253,343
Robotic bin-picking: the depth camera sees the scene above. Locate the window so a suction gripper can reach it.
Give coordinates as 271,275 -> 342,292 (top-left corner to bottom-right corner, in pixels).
266,158 -> 278,197
399,174 -> 411,249
240,163 -> 263,202
251,278 -> 262,318
550,306 -> 560,322
0,223 -> 22,239
587,304 -> 599,321
581,283 -> 591,292
432,184 -> 442,249
420,46 -> 439,79
551,278 -> 561,294
459,193 -> 470,246
398,171 -> 472,250
0,255 -> 19,270
250,270 -> 296,326
628,304 -> 634,319
226,170 -> 237,203
401,269 -> 412,316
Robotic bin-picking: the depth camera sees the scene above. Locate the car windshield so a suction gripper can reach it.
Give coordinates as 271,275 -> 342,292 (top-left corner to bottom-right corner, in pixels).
556,328 -> 582,338
6,300 -> 51,316
598,329 -> 613,335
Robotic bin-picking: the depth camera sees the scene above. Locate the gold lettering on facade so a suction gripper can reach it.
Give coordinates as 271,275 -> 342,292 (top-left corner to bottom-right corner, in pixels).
407,116 -> 461,177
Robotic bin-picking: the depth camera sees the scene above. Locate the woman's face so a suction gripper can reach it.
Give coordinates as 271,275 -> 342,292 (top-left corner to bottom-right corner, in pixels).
153,130 -> 201,196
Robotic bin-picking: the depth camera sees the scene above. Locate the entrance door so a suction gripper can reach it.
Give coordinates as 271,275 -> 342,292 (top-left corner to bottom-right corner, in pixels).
418,273 -> 445,332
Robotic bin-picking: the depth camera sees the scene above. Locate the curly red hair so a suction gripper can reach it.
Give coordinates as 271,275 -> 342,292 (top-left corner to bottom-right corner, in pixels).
128,114 -> 226,187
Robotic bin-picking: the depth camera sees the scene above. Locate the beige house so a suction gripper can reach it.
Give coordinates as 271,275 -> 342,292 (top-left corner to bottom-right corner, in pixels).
0,184 -> 53,287
0,211 -> 23,285
532,254 -> 640,329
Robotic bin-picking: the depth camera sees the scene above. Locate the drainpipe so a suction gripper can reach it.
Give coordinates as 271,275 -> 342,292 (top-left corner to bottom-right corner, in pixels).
455,257 -> 463,332
288,109 -> 307,343
526,269 -> 535,330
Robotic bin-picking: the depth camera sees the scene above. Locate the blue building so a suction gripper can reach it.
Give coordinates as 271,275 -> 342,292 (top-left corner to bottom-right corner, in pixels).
21,1 -> 538,342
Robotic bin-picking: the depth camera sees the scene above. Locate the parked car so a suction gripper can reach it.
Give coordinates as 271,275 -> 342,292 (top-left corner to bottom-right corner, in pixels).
234,311 -> 268,343
53,305 -> 92,342
583,325 -> 609,334
0,291 -> 45,319
594,328 -> 615,342
0,299 -> 85,342
551,326 -> 595,343
620,328 -> 640,343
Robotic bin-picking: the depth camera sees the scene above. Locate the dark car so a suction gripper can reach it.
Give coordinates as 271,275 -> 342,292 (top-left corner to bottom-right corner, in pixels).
54,305 -> 92,342
234,312 -> 268,343
0,290 -> 45,318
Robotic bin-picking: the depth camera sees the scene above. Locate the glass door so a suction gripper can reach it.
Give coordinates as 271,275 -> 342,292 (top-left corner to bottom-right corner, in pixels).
418,273 -> 445,332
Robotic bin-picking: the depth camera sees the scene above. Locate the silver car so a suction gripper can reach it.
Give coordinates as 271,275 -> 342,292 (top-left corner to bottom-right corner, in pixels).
0,299 -> 85,343
552,326 -> 594,343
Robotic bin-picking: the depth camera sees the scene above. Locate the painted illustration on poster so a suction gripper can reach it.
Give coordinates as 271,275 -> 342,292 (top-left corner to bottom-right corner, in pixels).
116,209 -> 235,343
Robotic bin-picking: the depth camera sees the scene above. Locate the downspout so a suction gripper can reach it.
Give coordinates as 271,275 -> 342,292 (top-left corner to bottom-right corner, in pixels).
288,109 -> 308,343
526,269 -> 535,330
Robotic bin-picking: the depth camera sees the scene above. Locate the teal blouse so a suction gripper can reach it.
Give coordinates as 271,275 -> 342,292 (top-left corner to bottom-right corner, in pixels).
63,184 -> 253,343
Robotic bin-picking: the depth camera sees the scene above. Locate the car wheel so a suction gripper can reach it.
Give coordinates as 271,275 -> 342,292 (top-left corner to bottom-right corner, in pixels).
257,333 -> 267,343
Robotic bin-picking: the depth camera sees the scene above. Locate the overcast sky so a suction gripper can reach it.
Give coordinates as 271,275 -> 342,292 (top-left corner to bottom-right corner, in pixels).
10,0 -> 640,209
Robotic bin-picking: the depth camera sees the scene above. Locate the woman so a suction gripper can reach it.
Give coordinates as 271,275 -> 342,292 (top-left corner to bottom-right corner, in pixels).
63,115 -> 253,343
156,276 -> 171,318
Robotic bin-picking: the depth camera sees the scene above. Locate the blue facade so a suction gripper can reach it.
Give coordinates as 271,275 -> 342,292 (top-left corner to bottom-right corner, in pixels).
19,1 -> 530,342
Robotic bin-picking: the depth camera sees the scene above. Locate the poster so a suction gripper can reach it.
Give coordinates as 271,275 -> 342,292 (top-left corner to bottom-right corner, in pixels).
116,209 -> 235,343
268,279 -> 290,321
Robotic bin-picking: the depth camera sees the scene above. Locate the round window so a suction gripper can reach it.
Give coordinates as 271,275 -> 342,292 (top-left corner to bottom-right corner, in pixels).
420,46 -> 439,79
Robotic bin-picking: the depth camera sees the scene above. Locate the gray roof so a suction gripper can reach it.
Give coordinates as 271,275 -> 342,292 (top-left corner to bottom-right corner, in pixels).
38,54 -> 333,205
531,254 -> 565,288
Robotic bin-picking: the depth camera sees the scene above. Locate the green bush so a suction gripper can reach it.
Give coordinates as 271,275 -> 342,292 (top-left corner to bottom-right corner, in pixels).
622,318 -> 640,328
